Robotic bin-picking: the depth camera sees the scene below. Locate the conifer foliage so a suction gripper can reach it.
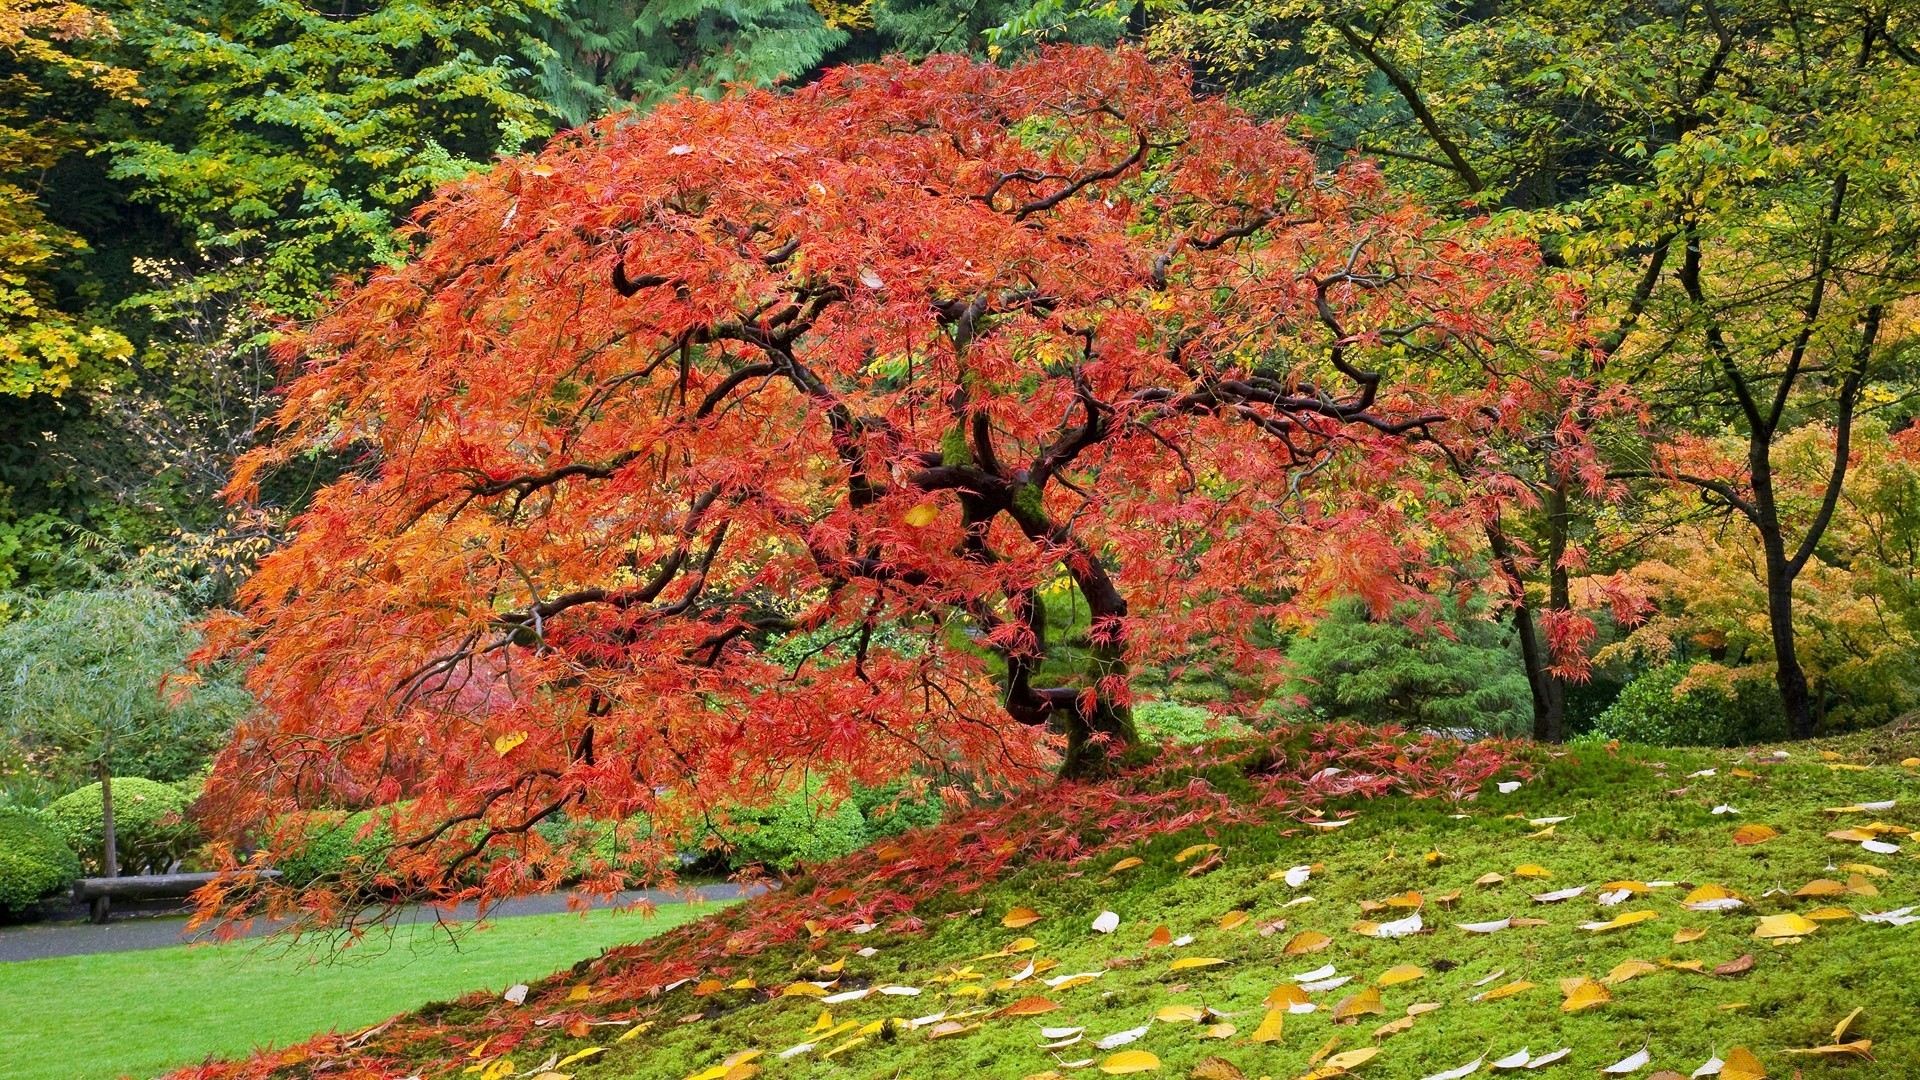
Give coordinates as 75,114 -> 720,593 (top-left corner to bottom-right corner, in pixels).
200,48 -> 1568,922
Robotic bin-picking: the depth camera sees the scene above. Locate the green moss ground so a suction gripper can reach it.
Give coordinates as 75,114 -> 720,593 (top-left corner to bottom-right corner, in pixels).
495,732 -> 1920,1080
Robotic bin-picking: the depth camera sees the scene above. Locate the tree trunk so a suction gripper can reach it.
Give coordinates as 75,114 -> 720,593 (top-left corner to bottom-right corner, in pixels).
1765,552 -> 1816,738
1058,614 -> 1138,780
1541,481 -> 1572,743
1486,521 -> 1564,743
98,756 -> 118,879
93,752 -> 118,923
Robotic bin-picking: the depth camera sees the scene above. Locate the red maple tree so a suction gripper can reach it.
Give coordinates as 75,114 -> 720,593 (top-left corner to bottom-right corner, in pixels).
197,47 -> 1572,923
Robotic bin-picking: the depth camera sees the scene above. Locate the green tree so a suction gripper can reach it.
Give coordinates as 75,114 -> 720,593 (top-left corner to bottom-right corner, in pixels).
1283,597 -> 1534,735
534,0 -> 846,126
95,0 -> 559,315
0,586 -> 249,877
0,0 -> 137,399
1127,0 -> 1920,738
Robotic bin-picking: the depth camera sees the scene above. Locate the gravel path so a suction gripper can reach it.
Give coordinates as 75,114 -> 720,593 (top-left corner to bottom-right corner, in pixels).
0,882 -> 754,963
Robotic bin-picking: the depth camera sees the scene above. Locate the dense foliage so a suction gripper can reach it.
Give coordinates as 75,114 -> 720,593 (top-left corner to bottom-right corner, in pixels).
1589,662 -> 1789,748
47,776 -> 200,873
0,805 -> 80,913
1283,598 -> 1534,735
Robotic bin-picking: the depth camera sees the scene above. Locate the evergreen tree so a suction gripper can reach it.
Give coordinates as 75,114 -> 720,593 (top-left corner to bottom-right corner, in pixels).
533,0 -> 846,126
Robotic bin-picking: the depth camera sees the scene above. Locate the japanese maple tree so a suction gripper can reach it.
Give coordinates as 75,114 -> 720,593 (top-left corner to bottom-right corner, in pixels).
198,47 -> 1569,922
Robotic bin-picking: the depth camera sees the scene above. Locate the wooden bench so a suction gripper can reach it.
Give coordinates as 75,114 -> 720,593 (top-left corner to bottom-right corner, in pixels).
73,871 -> 278,923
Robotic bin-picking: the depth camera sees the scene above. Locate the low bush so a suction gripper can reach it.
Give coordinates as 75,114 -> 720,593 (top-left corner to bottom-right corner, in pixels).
851,781 -> 945,838
720,789 -> 871,873
1590,662 -> 1790,747
47,777 -> 200,874
1135,700 -> 1251,745
0,807 -> 81,913
272,810 -> 394,888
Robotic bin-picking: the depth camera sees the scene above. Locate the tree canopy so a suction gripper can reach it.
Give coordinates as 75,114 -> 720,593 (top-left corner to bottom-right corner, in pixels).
195,47 -> 1574,921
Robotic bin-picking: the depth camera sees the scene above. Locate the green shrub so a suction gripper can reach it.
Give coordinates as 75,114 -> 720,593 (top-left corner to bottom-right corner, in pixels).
1282,598 -> 1534,736
0,806 -> 80,913
1135,700 -> 1251,745
48,777 -> 200,874
719,787 -> 871,872
272,810 -> 394,888
851,781 -> 945,838
1590,663 -> 1790,747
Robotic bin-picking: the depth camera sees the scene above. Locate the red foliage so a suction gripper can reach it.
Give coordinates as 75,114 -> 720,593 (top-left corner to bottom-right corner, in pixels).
166,724 -> 1522,1080
194,47 -> 1570,927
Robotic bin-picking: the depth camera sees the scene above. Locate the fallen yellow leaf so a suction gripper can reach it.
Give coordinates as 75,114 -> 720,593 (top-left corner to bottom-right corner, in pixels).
1833,1006 -> 1863,1042
1001,907 -> 1042,928
1474,980 -> 1537,1002
1732,824 -> 1779,845
1561,978 -> 1611,1013
1098,1050 -> 1161,1074
1332,986 -> 1384,1020
493,731 -> 528,755
1603,959 -> 1659,985
1804,906 -> 1857,921
1514,864 -> 1553,879
1168,956 -> 1229,972
1753,913 -> 1820,939
1283,930 -> 1332,954
1377,964 -> 1425,987
1372,1015 -> 1415,1038
1721,1046 -> 1766,1080
1780,1040 -> 1873,1060
1324,1047 -> 1379,1070
1249,1008 -> 1285,1043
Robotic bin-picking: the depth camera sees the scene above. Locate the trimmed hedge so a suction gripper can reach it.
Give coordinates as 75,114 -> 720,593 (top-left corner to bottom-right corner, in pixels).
48,777 -> 200,874
1591,663 -> 1790,747
0,807 -> 81,913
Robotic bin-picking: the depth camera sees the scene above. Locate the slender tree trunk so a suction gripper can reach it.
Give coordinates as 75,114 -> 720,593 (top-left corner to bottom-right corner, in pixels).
1763,544 -> 1816,738
1486,521 -> 1564,743
98,754 -> 118,879
93,746 -> 118,923
1541,481 -> 1572,742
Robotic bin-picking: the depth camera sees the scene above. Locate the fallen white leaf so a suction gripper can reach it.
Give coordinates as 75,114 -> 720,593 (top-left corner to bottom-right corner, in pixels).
1527,1048 -> 1571,1069
1300,975 -> 1354,992
1421,1054 -> 1486,1080
1091,911 -> 1119,934
1601,1046 -> 1650,1074
1492,1048 -> 1532,1069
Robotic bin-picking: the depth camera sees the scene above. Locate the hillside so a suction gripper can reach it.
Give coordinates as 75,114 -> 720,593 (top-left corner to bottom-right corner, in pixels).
168,722 -> 1920,1080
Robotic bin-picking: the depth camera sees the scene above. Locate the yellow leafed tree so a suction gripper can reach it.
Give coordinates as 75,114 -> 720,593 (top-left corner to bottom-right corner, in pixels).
0,0 -> 139,397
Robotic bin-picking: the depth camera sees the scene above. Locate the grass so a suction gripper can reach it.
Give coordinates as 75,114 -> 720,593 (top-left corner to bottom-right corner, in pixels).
0,902 -> 728,1080
431,731 -> 1919,1080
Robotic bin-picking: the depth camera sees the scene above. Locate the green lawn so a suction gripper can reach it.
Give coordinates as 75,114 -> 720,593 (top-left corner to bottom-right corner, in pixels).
0,902 -> 729,1080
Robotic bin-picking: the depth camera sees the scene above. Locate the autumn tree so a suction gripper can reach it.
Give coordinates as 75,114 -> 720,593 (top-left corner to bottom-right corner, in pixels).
1132,0 -> 1920,739
198,49 -> 1567,922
